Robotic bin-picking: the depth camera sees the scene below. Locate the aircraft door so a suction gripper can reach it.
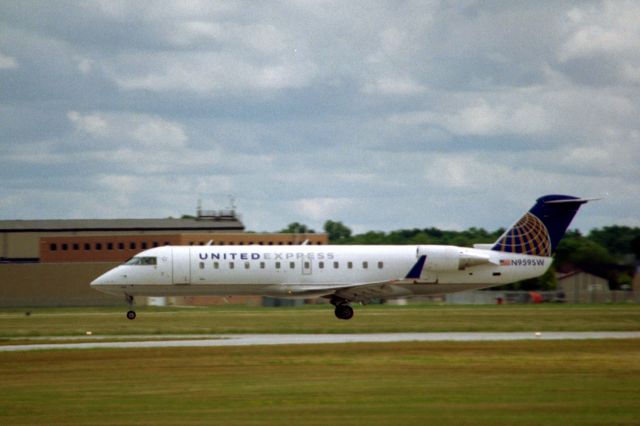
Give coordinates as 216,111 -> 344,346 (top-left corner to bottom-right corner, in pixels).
302,258 -> 312,275
172,247 -> 191,285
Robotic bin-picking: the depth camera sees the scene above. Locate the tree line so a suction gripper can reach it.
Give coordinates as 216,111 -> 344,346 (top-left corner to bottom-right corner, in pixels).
279,221 -> 640,291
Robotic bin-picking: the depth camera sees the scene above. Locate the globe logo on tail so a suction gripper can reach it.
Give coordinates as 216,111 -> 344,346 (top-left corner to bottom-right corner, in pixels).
493,212 -> 552,257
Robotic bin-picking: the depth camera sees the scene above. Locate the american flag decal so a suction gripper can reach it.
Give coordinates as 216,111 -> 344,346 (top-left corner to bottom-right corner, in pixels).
500,259 -> 511,266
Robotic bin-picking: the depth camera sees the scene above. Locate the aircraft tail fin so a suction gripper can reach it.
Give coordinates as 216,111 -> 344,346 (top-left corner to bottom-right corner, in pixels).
491,195 -> 594,256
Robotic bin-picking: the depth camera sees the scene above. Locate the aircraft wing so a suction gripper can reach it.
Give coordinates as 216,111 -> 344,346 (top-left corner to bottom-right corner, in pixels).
330,280 -> 412,304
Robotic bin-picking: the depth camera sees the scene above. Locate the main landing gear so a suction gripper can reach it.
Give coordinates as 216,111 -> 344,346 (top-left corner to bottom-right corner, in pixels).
125,293 -> 136,320
331,296 -> 354,320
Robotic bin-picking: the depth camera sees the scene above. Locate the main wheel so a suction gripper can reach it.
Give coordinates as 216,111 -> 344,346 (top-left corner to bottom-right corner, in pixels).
334,304 -> 354,320
126,310 -> 136,320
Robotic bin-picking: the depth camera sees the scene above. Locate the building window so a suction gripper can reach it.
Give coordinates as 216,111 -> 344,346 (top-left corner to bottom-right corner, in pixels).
95,243 -> 102,250
141,242 -> 147,249
118,242 -> 124,250
73,243 -> 79,250
107,243 -> 113,250
62,243 -> 68,251
50,243 -> 57,251
363,261 -> 368,269
130,242 -> 136,250
164,241 -> 170,246
152,241 -> 158,247
378,261 -> 384,269
84,243 -> 91,251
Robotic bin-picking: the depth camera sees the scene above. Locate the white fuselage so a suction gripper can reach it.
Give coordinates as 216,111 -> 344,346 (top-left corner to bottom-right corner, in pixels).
90,244 -> 551,302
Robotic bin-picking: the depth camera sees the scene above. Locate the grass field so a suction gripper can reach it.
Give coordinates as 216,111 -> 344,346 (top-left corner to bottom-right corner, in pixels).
1,304 -> 639,338
1,304 -> 639,425
1,340 -> 639,425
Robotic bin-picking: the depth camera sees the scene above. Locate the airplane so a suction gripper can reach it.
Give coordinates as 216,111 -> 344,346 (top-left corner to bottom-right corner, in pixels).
90,195 -> 593,320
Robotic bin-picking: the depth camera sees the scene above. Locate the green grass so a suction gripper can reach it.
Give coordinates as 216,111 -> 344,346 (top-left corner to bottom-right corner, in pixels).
0,304 -> 639,338
1,340 -> 639,425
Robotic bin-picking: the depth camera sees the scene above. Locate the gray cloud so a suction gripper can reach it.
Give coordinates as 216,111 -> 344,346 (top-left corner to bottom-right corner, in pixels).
1,0 -> 638,233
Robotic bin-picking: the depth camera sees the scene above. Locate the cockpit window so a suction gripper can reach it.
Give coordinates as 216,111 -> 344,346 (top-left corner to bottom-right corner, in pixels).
125,256 -> 157,266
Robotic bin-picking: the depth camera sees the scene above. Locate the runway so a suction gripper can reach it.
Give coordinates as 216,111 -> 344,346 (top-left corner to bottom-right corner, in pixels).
2,331 -> 640,351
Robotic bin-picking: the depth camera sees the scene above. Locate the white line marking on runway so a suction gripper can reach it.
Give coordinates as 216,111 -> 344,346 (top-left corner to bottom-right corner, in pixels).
2,332 -> 640,352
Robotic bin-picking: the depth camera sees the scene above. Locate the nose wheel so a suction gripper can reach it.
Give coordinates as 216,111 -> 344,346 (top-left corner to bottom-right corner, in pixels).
125,293 -> 136,320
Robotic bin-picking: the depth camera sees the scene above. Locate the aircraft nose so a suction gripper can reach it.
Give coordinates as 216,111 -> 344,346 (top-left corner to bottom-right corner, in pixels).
90,269 -> 118,287
90,273 -> 108,287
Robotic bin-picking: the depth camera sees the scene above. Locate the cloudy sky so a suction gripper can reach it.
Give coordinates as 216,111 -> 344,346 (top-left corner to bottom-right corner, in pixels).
1,1 -> 638,234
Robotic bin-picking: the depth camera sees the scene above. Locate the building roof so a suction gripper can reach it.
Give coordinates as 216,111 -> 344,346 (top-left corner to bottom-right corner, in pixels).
0,217 -> 244,233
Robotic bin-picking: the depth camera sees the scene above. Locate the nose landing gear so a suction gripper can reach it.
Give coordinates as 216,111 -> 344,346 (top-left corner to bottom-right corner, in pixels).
125,293 -> 136,320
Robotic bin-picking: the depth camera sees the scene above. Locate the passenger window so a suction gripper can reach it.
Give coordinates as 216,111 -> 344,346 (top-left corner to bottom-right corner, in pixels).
213,262 -> 219,269
378,261 -> 384,269
245,262 -> 250,269
333,261 -> 339,269
275,261 -> 281,269
347,261 -> 353,269
289,262 -> 295,269
319,261 -> 324,269
304,261 -> 310,269
363,261 -> 368,269
199,262 -> 205,269
229,262 -> 235,269
260,262 -> 265,269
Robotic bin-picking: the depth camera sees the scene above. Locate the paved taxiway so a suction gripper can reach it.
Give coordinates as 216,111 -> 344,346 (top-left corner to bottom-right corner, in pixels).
2,331 -> 640,351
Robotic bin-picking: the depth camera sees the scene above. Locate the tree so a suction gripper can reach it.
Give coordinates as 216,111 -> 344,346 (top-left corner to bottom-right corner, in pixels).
323,220 -> 352,242
279,222 -> 315,234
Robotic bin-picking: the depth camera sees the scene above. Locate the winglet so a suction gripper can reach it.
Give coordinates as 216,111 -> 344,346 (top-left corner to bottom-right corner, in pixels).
405,255 -> 427,279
